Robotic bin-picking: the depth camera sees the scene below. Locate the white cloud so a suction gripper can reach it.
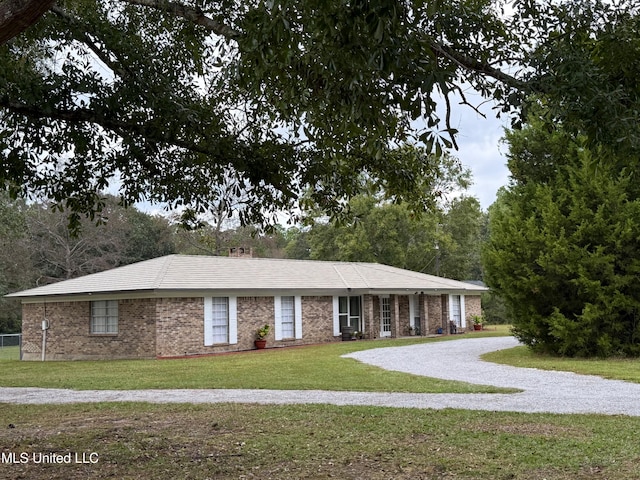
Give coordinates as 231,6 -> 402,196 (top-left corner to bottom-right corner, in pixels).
446,102 -> 511,210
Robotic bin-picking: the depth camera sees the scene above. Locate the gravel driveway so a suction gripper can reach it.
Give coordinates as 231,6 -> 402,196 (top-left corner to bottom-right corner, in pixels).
2,336 -> 640,416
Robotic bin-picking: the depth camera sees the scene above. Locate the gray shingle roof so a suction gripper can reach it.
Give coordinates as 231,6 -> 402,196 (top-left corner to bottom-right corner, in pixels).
7,255 -> 487,298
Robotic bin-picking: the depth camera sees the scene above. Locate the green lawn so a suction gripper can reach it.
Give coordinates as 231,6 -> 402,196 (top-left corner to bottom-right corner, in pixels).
3,402 -> 640,479
0,345 -> 19,360
483,344 -> 640,383
0,328 -> 515,393
5,326 -> 640,479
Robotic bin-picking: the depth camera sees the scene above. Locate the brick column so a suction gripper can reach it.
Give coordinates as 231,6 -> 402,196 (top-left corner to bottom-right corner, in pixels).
362,295 -> 374,339
391,295 -> 400,338
420,294 -> 428,335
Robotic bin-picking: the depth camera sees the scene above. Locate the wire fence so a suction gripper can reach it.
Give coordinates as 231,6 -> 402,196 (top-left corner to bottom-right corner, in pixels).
0,334 -> 21,360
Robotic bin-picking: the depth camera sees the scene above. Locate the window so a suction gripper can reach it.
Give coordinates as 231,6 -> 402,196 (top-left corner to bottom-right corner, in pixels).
338,296 -> 361,331
280,296 -> 295,338
204,297 -> 238,346
333,296 -> 362,336
338,296 -> 349,331
275,296 -> 302,340
91,300 -> 118,334
210,297 -> 229,344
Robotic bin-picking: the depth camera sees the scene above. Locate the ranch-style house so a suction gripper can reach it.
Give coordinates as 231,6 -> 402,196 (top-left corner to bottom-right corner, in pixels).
8,254 -> 486,360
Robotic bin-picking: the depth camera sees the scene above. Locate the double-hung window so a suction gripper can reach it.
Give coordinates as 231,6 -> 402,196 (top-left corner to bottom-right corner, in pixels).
210,297 -> 229,344
91,300 -> 118,334
204,297 -> 238,346
274,296 -> 302,340
280,296 -> 295,339
333,296 -> 362,335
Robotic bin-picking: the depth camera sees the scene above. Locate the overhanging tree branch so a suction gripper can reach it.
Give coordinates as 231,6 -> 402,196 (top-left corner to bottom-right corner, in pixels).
0,0 -> 55,44
120,0 -> 241,40
50,5 -> 131,80
429,40 -> 530,93
1,97 -> 219,157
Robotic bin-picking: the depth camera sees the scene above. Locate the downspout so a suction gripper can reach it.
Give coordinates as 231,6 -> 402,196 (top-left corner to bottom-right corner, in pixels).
41,302 -> 49,361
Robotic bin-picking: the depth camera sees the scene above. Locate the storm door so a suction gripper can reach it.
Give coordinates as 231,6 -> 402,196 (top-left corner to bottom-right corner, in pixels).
380,296 -> 392,337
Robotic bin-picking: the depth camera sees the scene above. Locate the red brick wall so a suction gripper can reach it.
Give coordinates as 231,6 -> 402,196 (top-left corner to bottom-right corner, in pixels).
238,296 -> 274,351
155,295 -> 340,357
398,295 -> 411,336
426,295 -> 445,334
21,293 -> 485,360
464,295 -> 482,324
300,296 -> 336,343
21,299 -> 156,360
155,297 -> 206,357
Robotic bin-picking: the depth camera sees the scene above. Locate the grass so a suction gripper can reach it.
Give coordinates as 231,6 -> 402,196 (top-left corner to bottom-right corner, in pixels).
3,402 -> 640,479
5,326 -> 640,479
483,345 -> 640,383
0,345 -> 19,361
0,329 -> 515,393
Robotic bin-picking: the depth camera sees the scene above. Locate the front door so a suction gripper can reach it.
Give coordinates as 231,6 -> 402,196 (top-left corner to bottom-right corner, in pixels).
410,295 -> 421,335
449,295 -> 464,328
380,296 -> 391,337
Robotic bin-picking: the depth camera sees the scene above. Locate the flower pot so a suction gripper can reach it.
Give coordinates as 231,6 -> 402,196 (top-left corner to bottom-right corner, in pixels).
341,326 -> 355,341
473,324 -> 482,331
254,339 -> 267,349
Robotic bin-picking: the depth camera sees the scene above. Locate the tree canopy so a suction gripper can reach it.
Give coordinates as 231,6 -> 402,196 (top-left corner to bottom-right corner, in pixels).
0,194 -> 177,332
285,154 -> 485,280
2,0 -> 639,226
294,193 -> 485,280
484,114 -> 640,357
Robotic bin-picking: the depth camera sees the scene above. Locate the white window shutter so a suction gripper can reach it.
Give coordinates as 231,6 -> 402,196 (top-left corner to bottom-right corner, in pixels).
294,296 -> 303,339
332,296 -> 340,336
229,297 -> 238,344
460,296 -> 466,328
274,296 -> 283,341
204,297 -> 214,346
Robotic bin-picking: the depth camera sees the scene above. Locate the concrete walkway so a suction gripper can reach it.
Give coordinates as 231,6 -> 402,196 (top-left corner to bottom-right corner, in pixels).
2,337 -> 640,416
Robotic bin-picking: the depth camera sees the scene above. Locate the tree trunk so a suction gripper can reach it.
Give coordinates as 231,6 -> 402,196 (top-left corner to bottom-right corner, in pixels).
0,0 -> 55,45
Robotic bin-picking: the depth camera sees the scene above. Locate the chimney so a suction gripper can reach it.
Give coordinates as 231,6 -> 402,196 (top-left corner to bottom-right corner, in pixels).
228,247 -> 254,258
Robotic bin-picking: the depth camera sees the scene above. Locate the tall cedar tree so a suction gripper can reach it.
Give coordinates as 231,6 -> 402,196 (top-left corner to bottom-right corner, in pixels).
484,118 -> 640,357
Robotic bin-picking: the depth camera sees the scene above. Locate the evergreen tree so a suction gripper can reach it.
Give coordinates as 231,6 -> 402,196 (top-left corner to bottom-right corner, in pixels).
484,121 -> 640,357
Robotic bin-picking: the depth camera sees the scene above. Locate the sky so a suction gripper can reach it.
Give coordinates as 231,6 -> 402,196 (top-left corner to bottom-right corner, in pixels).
444,101 -> 512,211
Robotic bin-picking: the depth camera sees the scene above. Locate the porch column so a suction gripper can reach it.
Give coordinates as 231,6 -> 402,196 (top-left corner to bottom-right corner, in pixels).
441,294 -> 450,335
425,295 -> 444,335
391,294 -> 400,338
420,294 -> 429,335
363,295 -> 374,339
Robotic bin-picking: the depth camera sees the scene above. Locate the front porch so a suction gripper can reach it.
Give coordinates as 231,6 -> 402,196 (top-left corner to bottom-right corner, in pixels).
338,293 -> 482,340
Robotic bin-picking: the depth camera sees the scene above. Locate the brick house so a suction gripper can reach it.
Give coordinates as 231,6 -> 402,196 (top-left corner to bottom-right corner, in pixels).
8,255 -> 486,361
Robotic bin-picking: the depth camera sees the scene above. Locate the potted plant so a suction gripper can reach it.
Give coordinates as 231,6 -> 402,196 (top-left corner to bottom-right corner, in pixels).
472,315 -> 483,331
255,324 -> 270,349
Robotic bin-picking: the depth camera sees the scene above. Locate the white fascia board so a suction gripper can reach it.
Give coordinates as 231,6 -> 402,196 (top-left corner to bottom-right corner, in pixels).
15,287 -> 486,305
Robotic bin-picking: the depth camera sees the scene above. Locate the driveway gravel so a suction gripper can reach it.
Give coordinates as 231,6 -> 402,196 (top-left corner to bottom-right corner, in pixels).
2,336 -> 640,416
